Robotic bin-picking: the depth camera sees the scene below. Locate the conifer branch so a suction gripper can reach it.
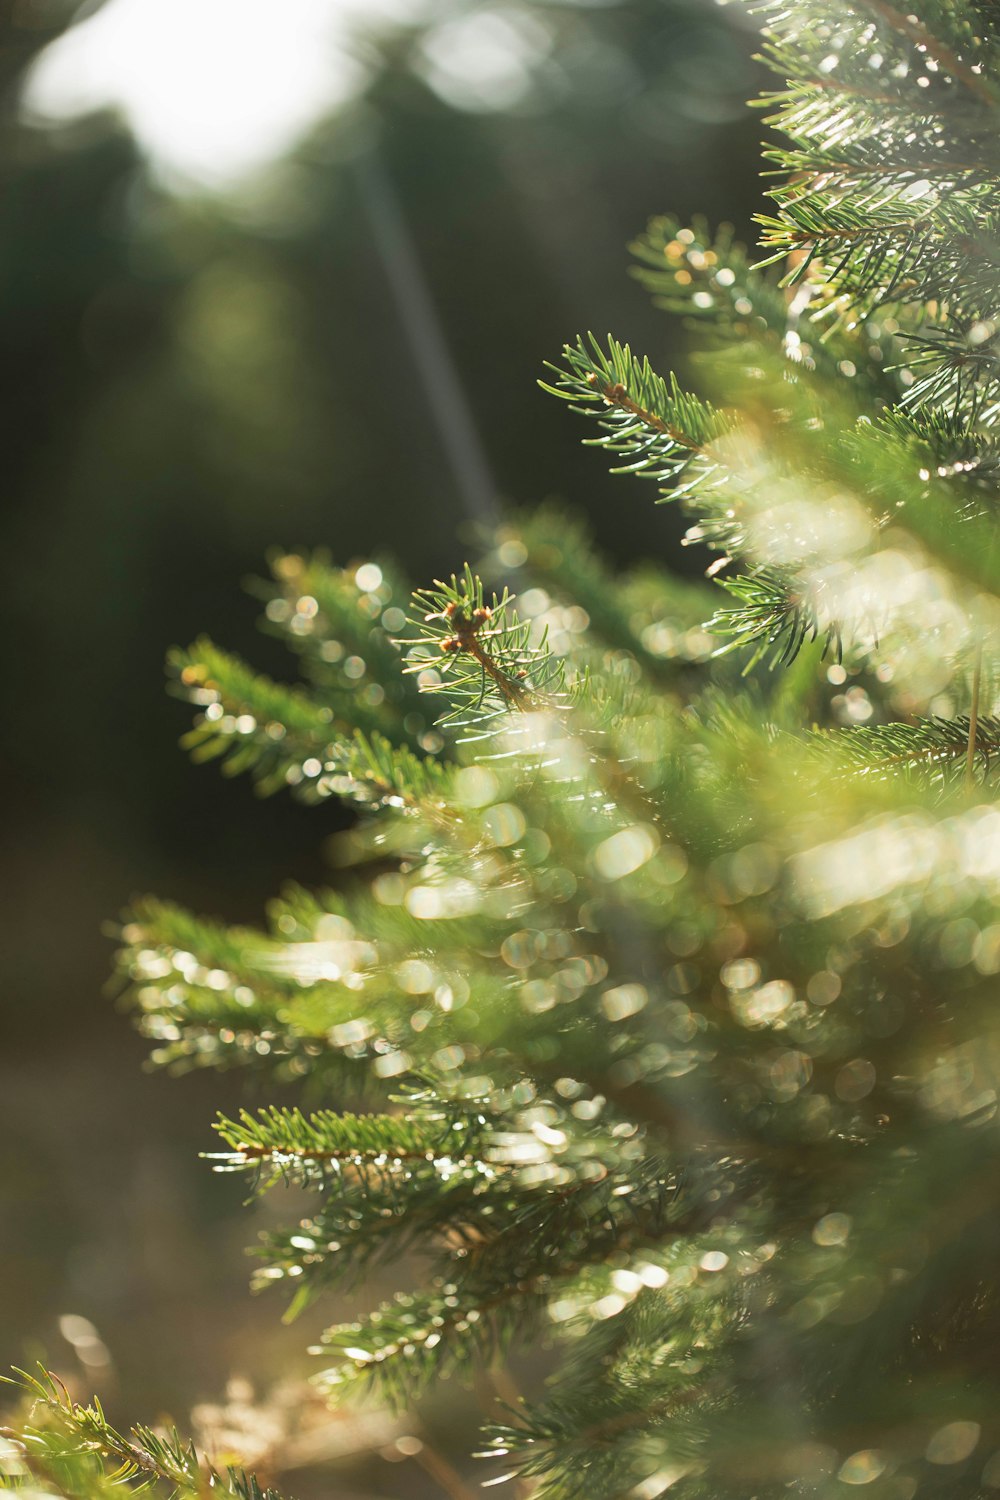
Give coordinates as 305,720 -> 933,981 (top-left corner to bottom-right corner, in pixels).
820,713 -> 1000,782
2,1371 -> 284,1500
316,1164 -> 726,1407
211,1106 -> 492,1187
171,640 -> 448,809
709,569 -> 842,670
405,565 -> 567,733
482,505 -> 715,675
540,335 -> 732,498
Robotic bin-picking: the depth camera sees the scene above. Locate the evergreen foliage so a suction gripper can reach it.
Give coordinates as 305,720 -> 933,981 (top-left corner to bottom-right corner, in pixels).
9,0 -> 1000,1496
0,1372 -> 281,1500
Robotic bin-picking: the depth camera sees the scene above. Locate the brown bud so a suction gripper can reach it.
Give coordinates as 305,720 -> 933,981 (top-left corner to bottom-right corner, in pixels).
440,636 -> 462,653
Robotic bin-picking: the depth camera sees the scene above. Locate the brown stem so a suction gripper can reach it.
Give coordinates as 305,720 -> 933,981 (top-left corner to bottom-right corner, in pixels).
767,220 -> 928,248
786,159 -> 993,181
457,624 -> 534,709
439,607 -> 536,710
591,377 -> 701,452
488,1361 -> 529,1417
832,729 -> 999,778
410,1442 -> 479,1500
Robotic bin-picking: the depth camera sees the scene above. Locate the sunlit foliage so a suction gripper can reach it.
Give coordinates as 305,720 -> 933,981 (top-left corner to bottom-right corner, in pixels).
9,0 -> 1000,1496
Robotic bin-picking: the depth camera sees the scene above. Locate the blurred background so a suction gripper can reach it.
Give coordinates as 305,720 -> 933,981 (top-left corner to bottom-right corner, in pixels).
0,0 -> 764,1491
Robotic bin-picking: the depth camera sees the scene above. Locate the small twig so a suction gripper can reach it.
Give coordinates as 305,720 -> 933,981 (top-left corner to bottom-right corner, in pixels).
410,1440 -> 478,1500
587,374 -> 701,451
487,1362 -> 528,1417
440,605 -> 534,710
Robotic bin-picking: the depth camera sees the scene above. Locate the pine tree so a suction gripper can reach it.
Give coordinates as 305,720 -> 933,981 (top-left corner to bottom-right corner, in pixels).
7,0 -> 1000,1497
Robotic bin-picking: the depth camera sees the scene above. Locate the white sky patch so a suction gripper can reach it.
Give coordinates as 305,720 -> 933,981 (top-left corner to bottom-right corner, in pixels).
20,0 -> 423,190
